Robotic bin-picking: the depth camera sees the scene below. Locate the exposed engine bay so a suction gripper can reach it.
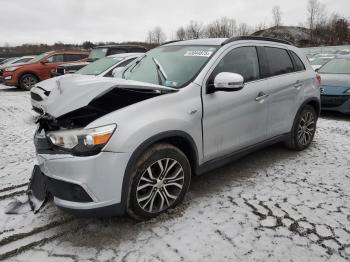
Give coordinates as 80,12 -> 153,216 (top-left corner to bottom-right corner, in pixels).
37,88 -> 162,131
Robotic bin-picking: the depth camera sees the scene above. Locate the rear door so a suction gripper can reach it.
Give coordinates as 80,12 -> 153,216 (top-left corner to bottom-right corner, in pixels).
202,45 -> 269,161
258,46 -> 306,137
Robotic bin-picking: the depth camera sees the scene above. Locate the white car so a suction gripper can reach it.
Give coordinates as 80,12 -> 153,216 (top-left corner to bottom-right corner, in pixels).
30,53 -> 142,114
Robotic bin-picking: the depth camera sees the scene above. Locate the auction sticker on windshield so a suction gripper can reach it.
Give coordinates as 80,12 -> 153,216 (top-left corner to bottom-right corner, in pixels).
184,51 -> 213,57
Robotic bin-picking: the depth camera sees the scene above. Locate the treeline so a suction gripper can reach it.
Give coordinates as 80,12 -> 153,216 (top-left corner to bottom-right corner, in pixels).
0,41 -> 157,58
146,0 -> 349,46
1,0 -> 349,57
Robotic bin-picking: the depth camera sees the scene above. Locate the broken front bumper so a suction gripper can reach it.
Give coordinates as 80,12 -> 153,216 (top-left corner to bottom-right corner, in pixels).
35,151 -> 131,216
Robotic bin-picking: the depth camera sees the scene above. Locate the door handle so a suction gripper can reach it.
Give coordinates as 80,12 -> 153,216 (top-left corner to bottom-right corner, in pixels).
294,81 -> 303,89
255,92 -> 269,102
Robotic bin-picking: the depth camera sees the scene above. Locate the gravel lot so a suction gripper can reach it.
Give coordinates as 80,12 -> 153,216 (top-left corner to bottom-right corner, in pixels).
0,84 -> 349,261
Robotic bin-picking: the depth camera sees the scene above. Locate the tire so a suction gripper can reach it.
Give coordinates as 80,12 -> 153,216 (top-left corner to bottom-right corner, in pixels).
285,105 -> 317,151
19,74 -> 38,91
127,143 -> 191,220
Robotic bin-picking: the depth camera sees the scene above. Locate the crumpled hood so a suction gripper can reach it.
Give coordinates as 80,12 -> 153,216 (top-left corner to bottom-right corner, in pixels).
38,74 -> 177,117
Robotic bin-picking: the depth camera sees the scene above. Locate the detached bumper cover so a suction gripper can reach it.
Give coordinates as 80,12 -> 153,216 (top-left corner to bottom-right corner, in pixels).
36,151 -> 131,216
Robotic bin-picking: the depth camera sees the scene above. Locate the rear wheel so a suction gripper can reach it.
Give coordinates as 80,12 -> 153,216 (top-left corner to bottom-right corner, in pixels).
285,105 -> 317,151
127,143 -> 191,220
19,74 -> 38,90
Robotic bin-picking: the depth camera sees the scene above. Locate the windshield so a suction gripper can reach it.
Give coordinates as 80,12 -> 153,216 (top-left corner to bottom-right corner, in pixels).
88,48 -> 108,60
310,57 -> 332,65
122,45 -> 218,88
319,59 -> 350,74
76,56 -> 123,76
28,53 -> 49,63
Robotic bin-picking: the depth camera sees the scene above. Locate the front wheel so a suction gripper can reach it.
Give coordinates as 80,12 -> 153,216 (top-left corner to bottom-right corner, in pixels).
19,74 -> 38,90
285,105 -> 317,151
127,143 -> 191,220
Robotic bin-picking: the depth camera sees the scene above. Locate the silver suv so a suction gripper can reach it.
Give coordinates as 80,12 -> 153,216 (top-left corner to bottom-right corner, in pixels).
30,37 -> 320,220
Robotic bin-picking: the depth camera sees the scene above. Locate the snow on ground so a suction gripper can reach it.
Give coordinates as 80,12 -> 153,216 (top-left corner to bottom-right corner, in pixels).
0,84 -> 349,261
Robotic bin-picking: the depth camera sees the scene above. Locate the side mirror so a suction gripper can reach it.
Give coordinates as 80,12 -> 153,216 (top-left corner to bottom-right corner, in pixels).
40,58 -> 49,64
112,66 -> 125,78
211,72 -> 244,92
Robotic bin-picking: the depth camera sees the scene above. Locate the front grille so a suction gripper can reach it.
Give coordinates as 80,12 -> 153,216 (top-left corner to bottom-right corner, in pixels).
30,92 -> 43,101
321,95 -> 350,108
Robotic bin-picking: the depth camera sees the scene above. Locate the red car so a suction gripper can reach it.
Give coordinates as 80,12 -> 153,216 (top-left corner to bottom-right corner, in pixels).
1,50 -> 88,90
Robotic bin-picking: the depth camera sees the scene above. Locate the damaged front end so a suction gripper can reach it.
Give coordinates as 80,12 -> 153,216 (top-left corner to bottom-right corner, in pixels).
7,78 -> 178,215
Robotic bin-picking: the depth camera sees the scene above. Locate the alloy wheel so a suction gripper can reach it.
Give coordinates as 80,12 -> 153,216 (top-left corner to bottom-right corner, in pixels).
136,158 -> 185,213
22,76 -> 37,90
297,111 -> 315,146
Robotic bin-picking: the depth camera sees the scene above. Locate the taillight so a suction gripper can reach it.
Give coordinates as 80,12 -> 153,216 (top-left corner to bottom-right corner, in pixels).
315,73 -> 321,85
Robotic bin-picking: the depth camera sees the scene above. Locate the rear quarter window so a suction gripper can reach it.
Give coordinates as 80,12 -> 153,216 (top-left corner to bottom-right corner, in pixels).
290,51 -> 306,72
264,47 -> 294,76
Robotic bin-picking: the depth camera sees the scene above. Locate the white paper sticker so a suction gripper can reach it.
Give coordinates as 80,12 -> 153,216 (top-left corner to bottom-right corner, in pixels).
184,51 -> 213,57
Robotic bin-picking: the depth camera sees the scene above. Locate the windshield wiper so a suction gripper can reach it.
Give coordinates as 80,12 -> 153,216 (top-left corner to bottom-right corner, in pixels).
151,57 -> 167,85
122,54 -> 147,79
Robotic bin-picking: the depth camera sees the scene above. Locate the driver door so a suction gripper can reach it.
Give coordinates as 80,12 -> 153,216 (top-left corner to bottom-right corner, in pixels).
202,46 -> 269,161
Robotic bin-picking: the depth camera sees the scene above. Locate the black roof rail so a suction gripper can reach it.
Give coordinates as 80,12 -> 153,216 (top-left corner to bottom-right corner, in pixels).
221,36 -> 292,46
160,40 -> 183,46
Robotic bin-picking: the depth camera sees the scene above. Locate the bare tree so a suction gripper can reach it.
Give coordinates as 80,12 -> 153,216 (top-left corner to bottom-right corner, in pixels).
307,0 -> 326,42
176,26 -> 186,40
253,22 -> 267,33
146,26 -> 166,44
237,23 -> 251,36
185,21 -> 204,39
205,17 -> 237,38
272,6 -> 282,27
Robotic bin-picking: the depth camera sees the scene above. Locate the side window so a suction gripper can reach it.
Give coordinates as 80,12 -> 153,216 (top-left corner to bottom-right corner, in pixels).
116,58 -> 136,68
290,51 -> 306,72
104,58 -> 136,77
264,47 -> 294,76
64,54 -> 86,62
108,49 -> 127,55
210,46 -> 260,82
47,54 -> 64,63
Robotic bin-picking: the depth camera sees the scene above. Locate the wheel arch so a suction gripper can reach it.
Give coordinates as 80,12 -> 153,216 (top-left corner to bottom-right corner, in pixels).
17,71 -> 41,86
119,130 -> 199,214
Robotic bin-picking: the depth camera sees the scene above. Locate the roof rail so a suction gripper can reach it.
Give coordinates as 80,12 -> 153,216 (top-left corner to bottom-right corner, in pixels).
221,36 -> 292,46
160,40 -> 183,46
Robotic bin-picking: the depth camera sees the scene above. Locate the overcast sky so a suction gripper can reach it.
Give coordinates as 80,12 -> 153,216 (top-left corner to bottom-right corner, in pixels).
0,0 -> 349,46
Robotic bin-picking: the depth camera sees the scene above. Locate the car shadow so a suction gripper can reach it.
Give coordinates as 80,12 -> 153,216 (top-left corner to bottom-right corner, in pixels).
0,87 -> 26,92
57,143 -> 295,248
320,111 -> 350,121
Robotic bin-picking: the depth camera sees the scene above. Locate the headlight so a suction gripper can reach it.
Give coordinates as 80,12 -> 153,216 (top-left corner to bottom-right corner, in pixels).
5,66 -> 19,72
46,124 -> 116,155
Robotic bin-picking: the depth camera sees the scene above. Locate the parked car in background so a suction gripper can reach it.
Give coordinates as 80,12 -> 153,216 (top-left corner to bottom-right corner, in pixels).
310,56 -> 335,71
87,45 -> 147,62
29,37 -> 320,219
0,57 -> 17,65
318,56 -> 350,113
1,50 -> 88,90
31,53 -> 142,113
0,56 -> 35,82
51,45 -> 147,77
335,49 -> 350,56
309,53 -> 335,62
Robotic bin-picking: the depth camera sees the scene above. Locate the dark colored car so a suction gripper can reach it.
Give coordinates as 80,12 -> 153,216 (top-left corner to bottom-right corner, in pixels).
318,57 -> 350,113
51,45 -> 147,77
